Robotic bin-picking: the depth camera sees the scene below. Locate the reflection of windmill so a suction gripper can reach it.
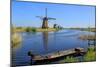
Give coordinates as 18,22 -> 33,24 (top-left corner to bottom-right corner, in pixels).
36,8 -> 56,28
42,32 -> 48,51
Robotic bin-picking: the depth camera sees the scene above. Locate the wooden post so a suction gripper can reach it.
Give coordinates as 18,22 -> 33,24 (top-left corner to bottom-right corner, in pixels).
30,56 -> 33,65
28,51 -> 34,65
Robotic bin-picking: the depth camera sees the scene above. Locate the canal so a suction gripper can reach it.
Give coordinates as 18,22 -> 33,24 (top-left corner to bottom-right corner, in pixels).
12,29 -> 95,66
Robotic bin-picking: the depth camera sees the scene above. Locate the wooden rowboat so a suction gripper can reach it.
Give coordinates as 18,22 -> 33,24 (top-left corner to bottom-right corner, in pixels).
28,47 -> 86,61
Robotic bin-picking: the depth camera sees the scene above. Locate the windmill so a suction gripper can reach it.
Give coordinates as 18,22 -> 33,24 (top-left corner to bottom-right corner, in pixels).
36,8 -> 56,29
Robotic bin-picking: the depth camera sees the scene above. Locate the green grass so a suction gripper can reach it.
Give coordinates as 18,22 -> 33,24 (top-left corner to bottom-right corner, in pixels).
36,28 -> 57,32
12,26 -> 59,32
61,46 -> 96,63
84,46 -> 96,62
64,56 -> 79,63
26,27 -> 36,32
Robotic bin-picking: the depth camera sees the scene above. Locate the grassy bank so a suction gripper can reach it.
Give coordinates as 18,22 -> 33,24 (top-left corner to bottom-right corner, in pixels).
84,46 -> 96,62
12,27 -> 59,32
79,35 -> 96,40
36,28 -> 57,32
68,28 -> 96,32
64,56 -> 79,63
11,33 -> 22,48
60,46 -> 96,63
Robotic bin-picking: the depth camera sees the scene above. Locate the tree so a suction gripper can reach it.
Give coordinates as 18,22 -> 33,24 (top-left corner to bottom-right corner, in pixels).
53,24 -> 57,28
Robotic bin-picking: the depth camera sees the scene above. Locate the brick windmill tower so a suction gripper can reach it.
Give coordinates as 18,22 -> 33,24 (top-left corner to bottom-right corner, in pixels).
36,8 -> 56,29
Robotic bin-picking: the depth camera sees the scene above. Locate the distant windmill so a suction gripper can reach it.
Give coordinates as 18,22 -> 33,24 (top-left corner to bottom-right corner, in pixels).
36,8 -> 56,29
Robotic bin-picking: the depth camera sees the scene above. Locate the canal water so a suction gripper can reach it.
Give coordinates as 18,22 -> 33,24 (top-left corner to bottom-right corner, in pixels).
12,30 -> 95,66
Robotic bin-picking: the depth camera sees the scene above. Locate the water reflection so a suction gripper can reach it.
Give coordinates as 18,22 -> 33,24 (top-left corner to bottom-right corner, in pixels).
42,32 -> 48,51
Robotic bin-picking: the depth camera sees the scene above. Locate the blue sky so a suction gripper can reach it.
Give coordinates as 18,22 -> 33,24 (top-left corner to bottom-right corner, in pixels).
12,0 -> 96,28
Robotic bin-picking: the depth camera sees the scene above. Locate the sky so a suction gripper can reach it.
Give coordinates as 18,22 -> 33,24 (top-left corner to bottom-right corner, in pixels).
12,0 -> 96,28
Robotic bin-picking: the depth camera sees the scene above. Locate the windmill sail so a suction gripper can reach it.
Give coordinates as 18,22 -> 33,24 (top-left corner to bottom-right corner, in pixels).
36,8 -> 56,28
